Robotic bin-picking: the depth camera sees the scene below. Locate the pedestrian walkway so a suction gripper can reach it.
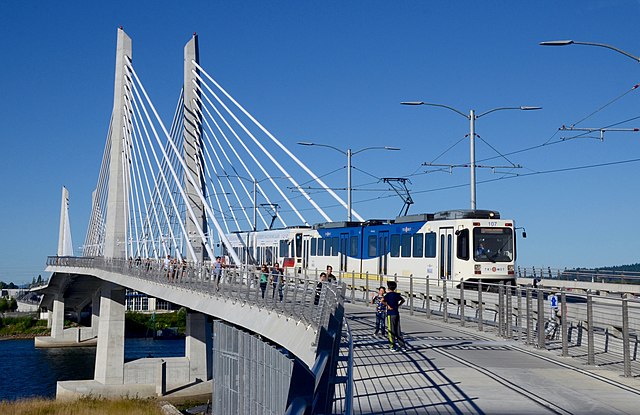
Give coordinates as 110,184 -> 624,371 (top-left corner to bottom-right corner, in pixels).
344,302 -> 640,414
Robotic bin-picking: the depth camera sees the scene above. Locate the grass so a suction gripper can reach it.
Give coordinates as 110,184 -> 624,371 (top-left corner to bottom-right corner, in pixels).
0,397 -> 165,415
0,316 -> 49,337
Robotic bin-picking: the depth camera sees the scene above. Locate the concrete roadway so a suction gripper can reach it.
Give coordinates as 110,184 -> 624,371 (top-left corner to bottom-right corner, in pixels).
343,302 -> 640,415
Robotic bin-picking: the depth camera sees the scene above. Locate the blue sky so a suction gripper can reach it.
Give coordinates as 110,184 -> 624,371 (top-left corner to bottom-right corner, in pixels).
1,1 -> 639,284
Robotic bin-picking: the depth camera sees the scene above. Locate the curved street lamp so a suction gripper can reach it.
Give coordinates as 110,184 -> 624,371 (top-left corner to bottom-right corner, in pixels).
401,102 -> 541,209
297,142 -> 400,221
540,40 -> 640,63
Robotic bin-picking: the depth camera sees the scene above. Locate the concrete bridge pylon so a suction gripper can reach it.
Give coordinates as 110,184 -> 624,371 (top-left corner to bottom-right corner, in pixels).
103,27 -> 132,259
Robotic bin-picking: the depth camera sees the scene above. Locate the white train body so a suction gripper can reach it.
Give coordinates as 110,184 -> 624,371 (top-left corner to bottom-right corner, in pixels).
224,209 -> 516,284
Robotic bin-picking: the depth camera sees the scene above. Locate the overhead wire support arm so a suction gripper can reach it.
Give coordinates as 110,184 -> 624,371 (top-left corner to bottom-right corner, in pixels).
559,125 -> 639,141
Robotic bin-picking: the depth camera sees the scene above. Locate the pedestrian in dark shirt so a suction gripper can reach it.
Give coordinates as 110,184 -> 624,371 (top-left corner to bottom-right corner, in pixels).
371,286 -> 386,337
383,280 -> 406,351
326,265 -> 336,282
314,272 -> 327,305
271,262 -> 284,301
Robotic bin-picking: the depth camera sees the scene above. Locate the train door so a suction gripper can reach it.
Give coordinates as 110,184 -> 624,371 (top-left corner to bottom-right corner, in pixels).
378,231 -> 389,276
439,228 -> 454,280
339,233 -> 349,272
302,235 -> 310,269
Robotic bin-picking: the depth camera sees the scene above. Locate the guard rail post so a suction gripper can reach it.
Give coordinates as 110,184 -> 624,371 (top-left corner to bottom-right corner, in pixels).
425,276 -> 431,319
350,271 -> 355,303
459,280 -> 465,327
477,280 -> 484,331
365,271 -> 370,306
526,287 -> 532,345
443,281 -> 448,323
537,287 -> 545,349
506,283 -> 512,339
623,293 -> 632,377
587,293 -> 595,365
561,288 -> 568,357
498,282 -> 505,337
409,274 -> 414,316
516,285 -> 523,342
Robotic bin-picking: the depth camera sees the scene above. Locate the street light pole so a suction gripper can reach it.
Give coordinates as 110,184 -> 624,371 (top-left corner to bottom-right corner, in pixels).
347,148 -> 352,221
469,109 -> 476,210
297,142 -> 400,221
253,179 -> 257,232
539,40 -> 640,63
401,102 -> 541,209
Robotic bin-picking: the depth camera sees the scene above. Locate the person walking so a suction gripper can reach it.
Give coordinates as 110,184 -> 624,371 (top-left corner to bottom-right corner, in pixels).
314,272 -> 327,305
383,280 -> 407,351
259,264 -> 269,299
271,262 -> 284,301
371,286 -> 386,337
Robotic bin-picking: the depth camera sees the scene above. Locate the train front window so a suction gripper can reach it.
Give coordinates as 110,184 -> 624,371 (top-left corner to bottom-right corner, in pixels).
473,228 -> 514,262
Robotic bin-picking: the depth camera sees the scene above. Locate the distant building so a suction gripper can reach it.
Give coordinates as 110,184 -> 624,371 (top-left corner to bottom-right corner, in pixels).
125,289 -> 179,313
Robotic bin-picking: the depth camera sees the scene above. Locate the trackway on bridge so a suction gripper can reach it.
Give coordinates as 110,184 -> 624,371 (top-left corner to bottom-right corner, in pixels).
343,302 -> 640,415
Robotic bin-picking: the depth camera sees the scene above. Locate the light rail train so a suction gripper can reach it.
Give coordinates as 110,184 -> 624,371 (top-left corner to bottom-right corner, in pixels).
224,209 -> 518,284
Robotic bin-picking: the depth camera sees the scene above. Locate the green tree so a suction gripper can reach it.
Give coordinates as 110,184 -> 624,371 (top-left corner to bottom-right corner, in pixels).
0,298 -> 8,315
8,298 -> 18,312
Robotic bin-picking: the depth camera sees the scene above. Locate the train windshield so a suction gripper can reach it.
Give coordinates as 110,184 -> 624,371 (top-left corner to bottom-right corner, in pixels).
473,227 -> 513,263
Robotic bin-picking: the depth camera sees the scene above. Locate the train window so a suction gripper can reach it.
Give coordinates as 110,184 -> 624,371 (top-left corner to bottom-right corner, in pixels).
401,234 -> 411,257
350,236 -> 359,256
265,247 -> 274,264
413,233 -> 424,257
324,237 -> 331,256
439,235 -> 445,278
310,238 -> 317,256
390,234 -> 400,257
473,227 -> 514,262
317,238 -> 324,256
425,232 -> 436,258
331,237 -> 339,256
279,240 -> 289,258
295,233 -> 303,257
456,229 -> 470,260
368,235 -> 377,257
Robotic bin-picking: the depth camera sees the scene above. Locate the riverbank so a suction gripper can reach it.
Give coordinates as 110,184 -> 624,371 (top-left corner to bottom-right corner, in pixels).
0,397 -> 169,415
0,315 -> 49,338
0,333 -> 39,340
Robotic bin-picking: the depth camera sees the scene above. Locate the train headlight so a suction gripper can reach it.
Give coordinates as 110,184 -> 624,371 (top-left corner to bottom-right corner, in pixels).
474,264 -> 481,275
508,265 -> 514,275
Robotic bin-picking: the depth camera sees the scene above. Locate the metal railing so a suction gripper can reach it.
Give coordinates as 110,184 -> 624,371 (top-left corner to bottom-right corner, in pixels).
46,256 -> 344,340
339,271 -> 640,378
518,266 -> 640,285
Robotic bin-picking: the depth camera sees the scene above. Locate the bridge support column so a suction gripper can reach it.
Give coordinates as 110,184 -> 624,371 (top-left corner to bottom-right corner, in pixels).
94,284 -> 126,385
51,294 -> 65,339
186,311 -> 211,382
91,290 -> 101,337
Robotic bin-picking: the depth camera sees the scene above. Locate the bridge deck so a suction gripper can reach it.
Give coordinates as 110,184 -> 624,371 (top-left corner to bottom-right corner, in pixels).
343,302 -> 640,415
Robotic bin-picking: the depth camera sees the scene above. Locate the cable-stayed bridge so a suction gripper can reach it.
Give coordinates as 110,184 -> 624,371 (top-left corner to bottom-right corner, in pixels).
34,28 -> 640,415
36,28 -> 351,414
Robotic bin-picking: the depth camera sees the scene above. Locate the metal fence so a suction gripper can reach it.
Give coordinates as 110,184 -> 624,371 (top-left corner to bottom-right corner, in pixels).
213,320 -> 294,415
47,256 -> 342,337
518,266 -> 640,285
340,271 -> 640,378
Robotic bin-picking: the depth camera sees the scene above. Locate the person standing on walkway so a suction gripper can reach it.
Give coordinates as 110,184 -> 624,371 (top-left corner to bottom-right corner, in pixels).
259,264 -> 269,299
383,280 -> 406,351
371,286 -> 386,336
213,256 -> 222,290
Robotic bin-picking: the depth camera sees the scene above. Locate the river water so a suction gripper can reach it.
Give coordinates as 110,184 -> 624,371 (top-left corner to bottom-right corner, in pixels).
0,338 -> 185,401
